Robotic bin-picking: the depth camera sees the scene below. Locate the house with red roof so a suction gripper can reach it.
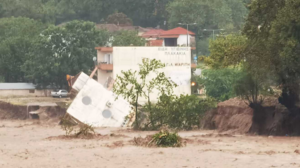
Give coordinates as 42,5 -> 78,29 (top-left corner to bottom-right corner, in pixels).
142,29 -> 165,39
141,29 -> 165,46
159,27 -> 195,47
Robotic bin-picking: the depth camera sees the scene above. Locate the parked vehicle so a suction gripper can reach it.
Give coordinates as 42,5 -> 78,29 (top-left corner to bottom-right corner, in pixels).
51,89 -> 68,98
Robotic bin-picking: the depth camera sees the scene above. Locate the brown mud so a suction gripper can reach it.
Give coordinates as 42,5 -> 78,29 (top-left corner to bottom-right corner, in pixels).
0,101 -> 66,122
1,121 -> 300,168
202,98 -> 300,135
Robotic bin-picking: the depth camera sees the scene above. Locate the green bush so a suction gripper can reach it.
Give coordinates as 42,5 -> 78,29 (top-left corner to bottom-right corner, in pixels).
151,130 -> 183,147
144,95 -> 217,130
197,68 -> 245,101
234,73 -> 274,104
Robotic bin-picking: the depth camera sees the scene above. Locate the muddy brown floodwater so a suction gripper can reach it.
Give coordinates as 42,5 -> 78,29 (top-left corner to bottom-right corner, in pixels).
1,120 -> 300,168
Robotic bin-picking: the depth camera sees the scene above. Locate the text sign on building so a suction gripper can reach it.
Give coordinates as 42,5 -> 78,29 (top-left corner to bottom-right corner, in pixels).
113,47 -> 191,103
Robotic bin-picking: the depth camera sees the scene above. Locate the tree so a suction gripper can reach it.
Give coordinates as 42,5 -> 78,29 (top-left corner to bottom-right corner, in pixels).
52,0 -> 115,24
242,0 -> 300,109
0,3 -> 5,18
204,34 -> 247,68
0,0 -> 56,23
234,72 -> 263,104
197,68 -> 244,101
243,0 -> 284,40
151,94 -> 216,130
0,0 -> 119,24
167,0 -> 247,31
113,59 -> 176,129
0,17 -> 45,82
23,21 -> 109,88
203,37 -> 274,105
112,30 -> 146,46
167,0 -> 248,56
106,12 -> 133,26
196,38 -> 210,56
205,0 -> 300,112
114,0 -> 173,27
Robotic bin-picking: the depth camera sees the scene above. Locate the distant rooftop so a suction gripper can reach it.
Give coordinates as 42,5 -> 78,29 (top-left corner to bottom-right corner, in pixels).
96,24 -> 152,33
159,27 -> 195,38
142,29 -> 165,38
0,83 -> 36,90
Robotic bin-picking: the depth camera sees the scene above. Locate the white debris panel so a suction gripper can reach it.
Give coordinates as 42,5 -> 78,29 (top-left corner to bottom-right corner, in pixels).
67,73 -> 131,127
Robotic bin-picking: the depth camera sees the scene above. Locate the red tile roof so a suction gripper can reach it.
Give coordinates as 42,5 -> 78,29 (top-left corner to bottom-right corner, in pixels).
119,25 -> 151,33
142,29 -> 165,38
95,47 -> 113,52
159,27 -> 195,38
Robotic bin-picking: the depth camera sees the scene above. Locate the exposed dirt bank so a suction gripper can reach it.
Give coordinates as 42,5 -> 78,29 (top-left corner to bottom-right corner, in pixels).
0,101 -> 66,122
202,98 -> 300,135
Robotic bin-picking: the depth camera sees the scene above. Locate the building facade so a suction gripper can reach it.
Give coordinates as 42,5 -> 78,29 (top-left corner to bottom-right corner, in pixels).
96,47 -> 192,103
0,83 -> 52,97
159,27 -> 196,47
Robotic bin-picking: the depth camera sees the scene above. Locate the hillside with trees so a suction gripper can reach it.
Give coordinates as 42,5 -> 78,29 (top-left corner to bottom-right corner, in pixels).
0,0 -> 250,86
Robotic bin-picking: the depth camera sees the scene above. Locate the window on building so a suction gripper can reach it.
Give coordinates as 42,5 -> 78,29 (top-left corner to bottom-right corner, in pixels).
164,38 -> 177,46
104,54 -> 113,64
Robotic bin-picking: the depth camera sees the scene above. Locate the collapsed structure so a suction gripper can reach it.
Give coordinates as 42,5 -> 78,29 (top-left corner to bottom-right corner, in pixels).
67,46 -> 193,127
67,72 -> 132,127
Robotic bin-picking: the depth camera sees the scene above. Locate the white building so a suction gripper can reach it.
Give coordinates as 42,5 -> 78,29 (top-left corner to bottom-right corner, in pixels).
159,27 -> 196,47
95,47 -> 195,103
0,83 -> 52,97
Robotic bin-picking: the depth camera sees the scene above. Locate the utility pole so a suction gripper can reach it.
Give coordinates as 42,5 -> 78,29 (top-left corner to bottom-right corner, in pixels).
203,29 -> 225,40
178,23 -> 197,46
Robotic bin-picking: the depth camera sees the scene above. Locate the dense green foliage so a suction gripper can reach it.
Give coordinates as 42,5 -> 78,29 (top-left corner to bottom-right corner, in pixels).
0,17 -> 45,82
203,0 -> 300,108
197,68 -> 244,101
23,21 -> 109,88
241,0 -> 300,106
0,0 -> 174,27
204,34 -> 247,68
0,0 -> 56,23
167,0 -> 248,56
149,95 -> 217,130
106,12 -> 133,26
167,0 -> 247,31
